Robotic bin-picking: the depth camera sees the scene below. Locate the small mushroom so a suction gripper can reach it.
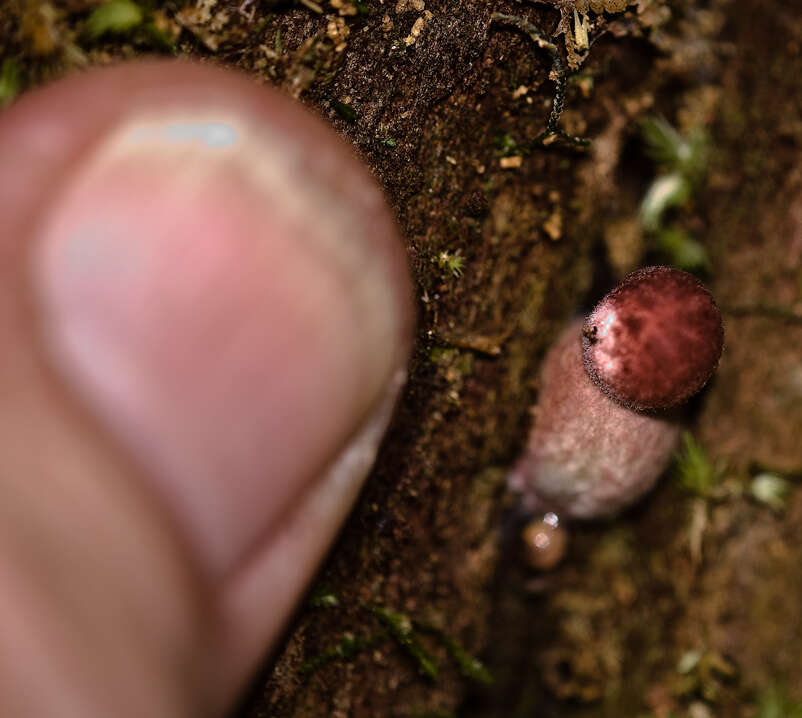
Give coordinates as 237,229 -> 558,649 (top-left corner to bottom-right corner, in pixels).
509,266 -> 723,523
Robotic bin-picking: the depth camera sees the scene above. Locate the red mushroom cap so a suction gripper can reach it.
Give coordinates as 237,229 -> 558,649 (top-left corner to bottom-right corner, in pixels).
581,266 -> 724,411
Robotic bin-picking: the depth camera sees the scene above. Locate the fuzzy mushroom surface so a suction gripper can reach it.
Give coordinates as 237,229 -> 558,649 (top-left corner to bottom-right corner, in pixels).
582,266 -> 724,411
509,266 -> 723,521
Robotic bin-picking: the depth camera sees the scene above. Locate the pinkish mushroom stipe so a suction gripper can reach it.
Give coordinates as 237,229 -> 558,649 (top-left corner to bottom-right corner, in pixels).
510,266 -> 723,527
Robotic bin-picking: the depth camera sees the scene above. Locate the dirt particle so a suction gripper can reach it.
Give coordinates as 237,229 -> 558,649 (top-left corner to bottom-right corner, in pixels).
499,155 -> 523,169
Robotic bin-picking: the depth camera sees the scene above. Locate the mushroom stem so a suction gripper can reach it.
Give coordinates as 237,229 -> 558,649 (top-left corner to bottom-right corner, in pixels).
509,318 -> 681,518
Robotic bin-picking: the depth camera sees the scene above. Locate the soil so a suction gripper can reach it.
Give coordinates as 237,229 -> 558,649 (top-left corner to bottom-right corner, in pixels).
4,0 -> 802,716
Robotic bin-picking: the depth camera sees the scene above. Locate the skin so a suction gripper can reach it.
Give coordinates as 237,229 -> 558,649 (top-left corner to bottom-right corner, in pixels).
0,61 -> 413,716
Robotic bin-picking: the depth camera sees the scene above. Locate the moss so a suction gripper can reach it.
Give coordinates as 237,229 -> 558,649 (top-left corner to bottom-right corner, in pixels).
299,631 -> 377,675
753,684 -> 802,718
673,432 -> 721,499
332,99 -> 358,123
84,0 -> 145,40
417,623 -> 494,686
371,605 -> 439,680
0,57 -> 20,107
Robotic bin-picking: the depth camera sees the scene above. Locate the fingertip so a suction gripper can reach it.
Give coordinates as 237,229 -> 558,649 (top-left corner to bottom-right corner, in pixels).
1,60 -> 414,712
